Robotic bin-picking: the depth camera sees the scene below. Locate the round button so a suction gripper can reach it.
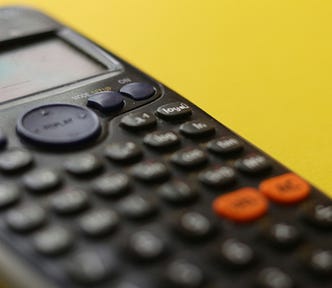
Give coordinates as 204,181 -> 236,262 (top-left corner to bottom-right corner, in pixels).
166,259 -> 204,288
87,91 -> 124,113
214,238 -> 255,268
126,230 -> 166,261
120,82 -> 155,100
16,104 -> 101,147
173,211 -> 215,241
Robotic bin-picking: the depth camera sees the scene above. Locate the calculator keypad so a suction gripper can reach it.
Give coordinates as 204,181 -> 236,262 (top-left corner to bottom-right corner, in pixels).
261,221 -> 302,249
119,194 -> 158,220
120,112 -> 157,130
235,153 -> 272,175
105,142 -> 142,163
51,188 -> 89,215
165,259 -> 204,288
213,238 -> 255,268
119,82 -> 156,100
0,98 -> 330,288
66,250 -> 116,285
156,102 -> 192,120
171,147 -> 208,169
0,183 -> 21,208
158,179 -> 198,205
301,202 -> 332,229
79,209 -> 119,238
33,226 -> 74,256
180,120 -> 215,138
6,204 -> 47,233
64,153 -> 102,176
126,230 -> 166,262
93,172 -> 130,198
143,131 -> 180,149
213,188 -> 269,222
207,136 -> 243,155
0,149 -> 33,172
23,168 -> 61,193
256,267 -> 294,288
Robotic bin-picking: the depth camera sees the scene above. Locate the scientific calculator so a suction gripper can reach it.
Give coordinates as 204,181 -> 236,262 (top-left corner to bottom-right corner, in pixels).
0,6 -> 331,288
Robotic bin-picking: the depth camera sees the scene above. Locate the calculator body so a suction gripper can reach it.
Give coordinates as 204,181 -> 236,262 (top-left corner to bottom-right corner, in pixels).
0,6 -> 331,288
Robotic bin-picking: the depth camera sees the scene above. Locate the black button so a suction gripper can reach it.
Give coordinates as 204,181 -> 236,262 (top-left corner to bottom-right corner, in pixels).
114,278 -> 149,288
126,230 -> 166,262
33,226 -> 73,256
0,149 -> 33,173
144,131 -> 180,149
131,160 -> 169,182
173,211 -> 215,241
6,205 -> 47,233
0,130 -> 7,149
207,136 -> 243,155
79,209 -> 119,238
51,188 -> 89,215
105,141 -> 142,163
156,102 -> 192,120
180,120 -> 215,138
261,222 -> 301,249
93,173 -> 130,198
165,259 -> 204,288
301,248 -> 332,277
120,112 -> 156,130
199,165 -> 236,187
87,91 -> 124,113
119,194 -> 157,220
23,169 -> 61,193
256,267 -> 294,288
301,201 -> 332,230
120,82 -> 155,100
235,153 -> 272,175
115,282 -> 147,288
214,238 -> 255,269
16,103 -> 101,147
171,147 -> 208,169
158,179 -> 198,205
64,153 -> 102,176
0,183 -> 21,208
66,250 -> 115,285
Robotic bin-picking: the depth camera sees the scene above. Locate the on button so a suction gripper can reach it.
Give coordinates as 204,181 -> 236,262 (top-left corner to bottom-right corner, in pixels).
120,82 -> 155,100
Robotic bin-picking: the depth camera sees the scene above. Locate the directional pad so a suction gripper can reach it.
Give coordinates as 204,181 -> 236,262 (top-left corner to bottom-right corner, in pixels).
16,103 -> 101,148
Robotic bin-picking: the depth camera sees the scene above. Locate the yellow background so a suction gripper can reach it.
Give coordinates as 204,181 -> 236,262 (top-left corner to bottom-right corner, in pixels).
1,0 -> 331,196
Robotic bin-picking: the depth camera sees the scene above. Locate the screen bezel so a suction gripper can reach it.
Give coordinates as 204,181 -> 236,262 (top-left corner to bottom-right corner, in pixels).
0,28 -> 123,108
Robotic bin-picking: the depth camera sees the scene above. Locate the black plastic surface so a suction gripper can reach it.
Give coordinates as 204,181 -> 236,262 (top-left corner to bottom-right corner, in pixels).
0,6 -> 331,288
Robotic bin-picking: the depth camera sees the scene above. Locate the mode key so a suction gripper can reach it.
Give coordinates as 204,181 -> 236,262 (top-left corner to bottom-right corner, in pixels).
156,102 -> 192,120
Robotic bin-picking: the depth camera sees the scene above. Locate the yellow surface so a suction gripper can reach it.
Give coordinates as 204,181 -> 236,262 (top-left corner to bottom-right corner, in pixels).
1,0 -> 331,196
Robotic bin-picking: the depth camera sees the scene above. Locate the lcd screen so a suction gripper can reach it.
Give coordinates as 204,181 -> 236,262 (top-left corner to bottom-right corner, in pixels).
0,37 -> 107,102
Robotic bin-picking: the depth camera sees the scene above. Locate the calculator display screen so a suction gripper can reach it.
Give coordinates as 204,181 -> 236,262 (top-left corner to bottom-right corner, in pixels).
0,37 -> 107,103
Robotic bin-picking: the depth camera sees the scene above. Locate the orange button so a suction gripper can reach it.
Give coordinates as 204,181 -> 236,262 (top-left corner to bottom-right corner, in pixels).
213,188 -> 268,223
259,173 -> 310,204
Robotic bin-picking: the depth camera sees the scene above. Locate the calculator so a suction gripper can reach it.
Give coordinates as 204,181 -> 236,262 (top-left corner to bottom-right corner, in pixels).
0,6 -> 331,288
